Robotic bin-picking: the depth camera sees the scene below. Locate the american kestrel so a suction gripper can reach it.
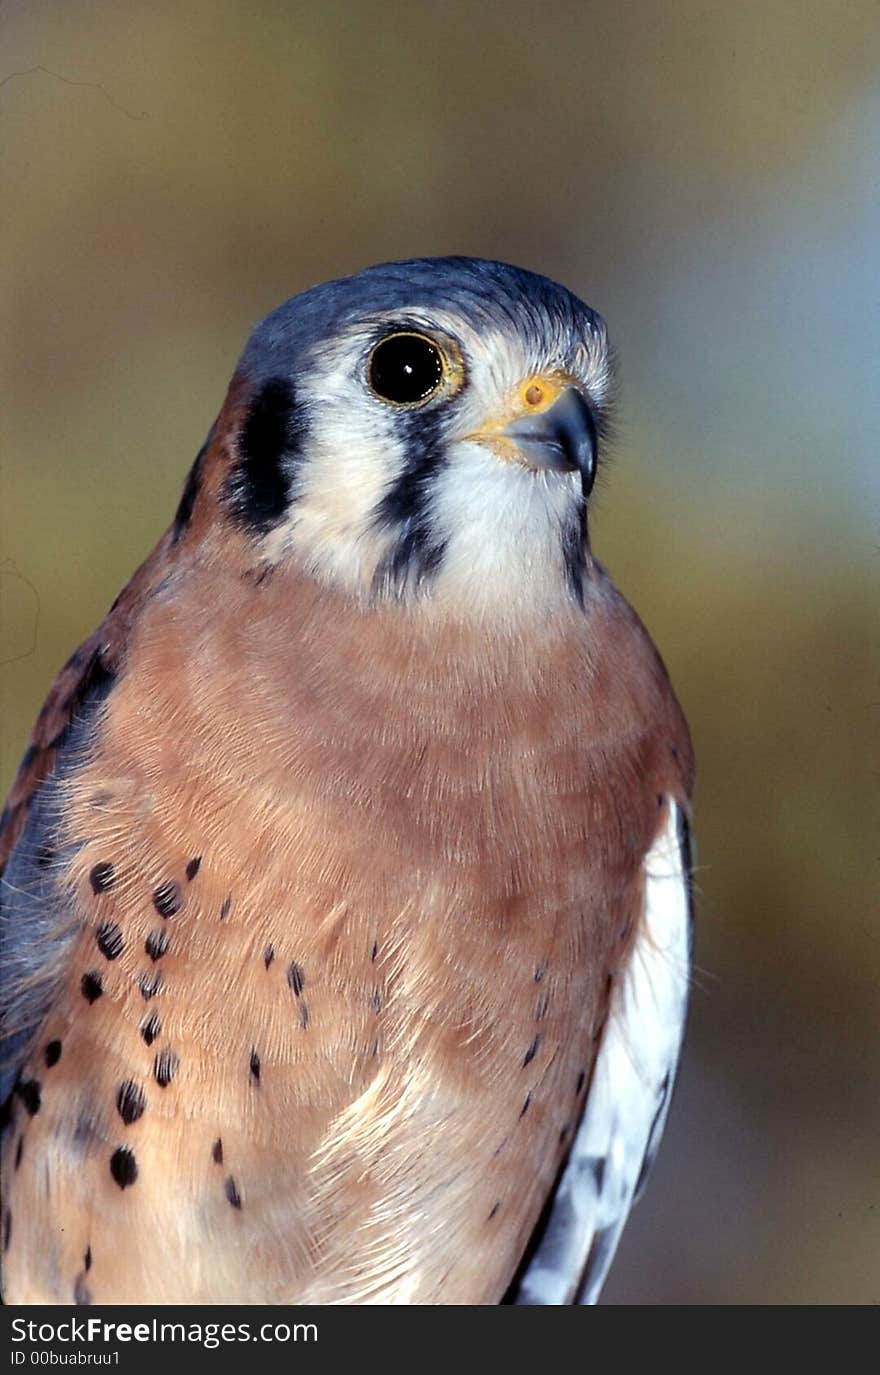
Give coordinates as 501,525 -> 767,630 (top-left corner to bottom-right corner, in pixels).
0,258 -> 694,1305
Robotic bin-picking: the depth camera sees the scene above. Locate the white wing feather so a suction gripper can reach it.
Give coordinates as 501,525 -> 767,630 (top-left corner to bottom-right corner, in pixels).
512,798 -> 693,1305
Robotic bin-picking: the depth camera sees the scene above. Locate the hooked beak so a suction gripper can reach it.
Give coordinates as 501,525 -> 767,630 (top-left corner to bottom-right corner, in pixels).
500,386 -> 597,488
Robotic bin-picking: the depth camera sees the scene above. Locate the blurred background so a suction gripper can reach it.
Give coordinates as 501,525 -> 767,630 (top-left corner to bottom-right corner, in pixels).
1,0 -> 877,1303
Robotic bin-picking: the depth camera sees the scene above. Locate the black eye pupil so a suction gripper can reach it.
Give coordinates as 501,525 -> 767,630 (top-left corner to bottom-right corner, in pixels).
369,334 -> 444,404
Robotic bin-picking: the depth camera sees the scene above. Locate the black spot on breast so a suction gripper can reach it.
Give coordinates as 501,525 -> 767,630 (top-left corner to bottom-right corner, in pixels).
559,1124 -> 571,1146
116,1080 -> 146,1125
73,1274 -> 92,1305
371,942 -> 378,962
84,1246 -> 92,1272
154,1049 -> 179,1087
172,441 -> 208,542
263,944 -> 274,969
153,882 -> 181,919
140,1012 -> 161,1046
576,1069 -> 586,1095
139,972 -> 164,1001
145,930 -> 169,962
225,1175 -> 242,1208
534,965 -> 545,983
15,1079 -> 41,1116
185,856 -> 201,881
522,1036 -> 540,1067
371,989 -> 382,1015
225,376 -> 302,535
44,1040 -> 62,1068
488,1202 -> 501,1221
109,1146 -> 138,1188
212,1138 -> 223,1165
220,895 -> 232,921
2,1209 -> 11,1252
14,1136 -> 23,1170
299,1003 -> 310,1030
287,962 -> 305,997
249,1048 -> 261,1084
519,1093 -> 532,1119
96,920 -> 124,960
89,862 -> 115,894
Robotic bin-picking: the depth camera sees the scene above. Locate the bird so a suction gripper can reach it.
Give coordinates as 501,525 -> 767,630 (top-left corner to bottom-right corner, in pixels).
0,257 -> 694,1306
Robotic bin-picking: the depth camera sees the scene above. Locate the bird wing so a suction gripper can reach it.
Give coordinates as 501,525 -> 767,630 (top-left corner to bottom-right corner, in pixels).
510,796 -> 693,1305
0,533 -> 176,878
0,536 -> 172,1103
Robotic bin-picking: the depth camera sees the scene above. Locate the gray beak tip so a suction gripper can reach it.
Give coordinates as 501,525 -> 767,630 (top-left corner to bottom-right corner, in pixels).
501,388 -> 597,490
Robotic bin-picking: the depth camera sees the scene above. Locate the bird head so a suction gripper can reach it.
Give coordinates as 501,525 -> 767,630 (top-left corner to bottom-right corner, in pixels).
178,258 -> 614,620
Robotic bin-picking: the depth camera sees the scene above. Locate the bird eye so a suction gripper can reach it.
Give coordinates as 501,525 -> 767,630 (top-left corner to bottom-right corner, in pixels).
368,333 -> 445,406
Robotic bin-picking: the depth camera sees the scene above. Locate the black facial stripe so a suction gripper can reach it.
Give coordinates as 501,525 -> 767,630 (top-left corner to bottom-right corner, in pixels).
371,406 -> 450,597
561,497 -> 588,609
224,377 -> 305,536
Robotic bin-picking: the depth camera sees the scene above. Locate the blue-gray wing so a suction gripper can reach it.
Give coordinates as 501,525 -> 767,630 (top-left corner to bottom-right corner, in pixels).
0,534 -> 174,1109
511,798 -> 694,1305
0,661 -> 116,1105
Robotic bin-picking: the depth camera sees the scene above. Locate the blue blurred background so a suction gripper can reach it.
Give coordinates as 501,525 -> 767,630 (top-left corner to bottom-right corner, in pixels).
1,0 -> 877,1303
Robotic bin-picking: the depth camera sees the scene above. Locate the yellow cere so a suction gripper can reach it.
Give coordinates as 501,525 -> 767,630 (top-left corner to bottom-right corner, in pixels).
518,374 -> 567,415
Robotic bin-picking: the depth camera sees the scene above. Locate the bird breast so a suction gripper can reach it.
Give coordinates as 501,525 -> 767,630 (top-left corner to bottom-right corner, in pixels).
4,560 -> 663,1304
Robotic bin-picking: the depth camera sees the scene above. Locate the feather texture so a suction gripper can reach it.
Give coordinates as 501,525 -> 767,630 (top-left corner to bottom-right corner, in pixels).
0,260 -> 693,1304
511,798 -> 692,1304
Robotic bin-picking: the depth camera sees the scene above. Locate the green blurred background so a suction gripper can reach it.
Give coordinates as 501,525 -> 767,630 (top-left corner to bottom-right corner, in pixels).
1,1 -> 877,1303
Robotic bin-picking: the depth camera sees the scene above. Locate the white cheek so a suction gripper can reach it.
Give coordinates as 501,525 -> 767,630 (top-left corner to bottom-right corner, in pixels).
429,442 -> 582,617
256,318 -> 603,616
457,328 -> 532,423
264,389 -> 399,590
